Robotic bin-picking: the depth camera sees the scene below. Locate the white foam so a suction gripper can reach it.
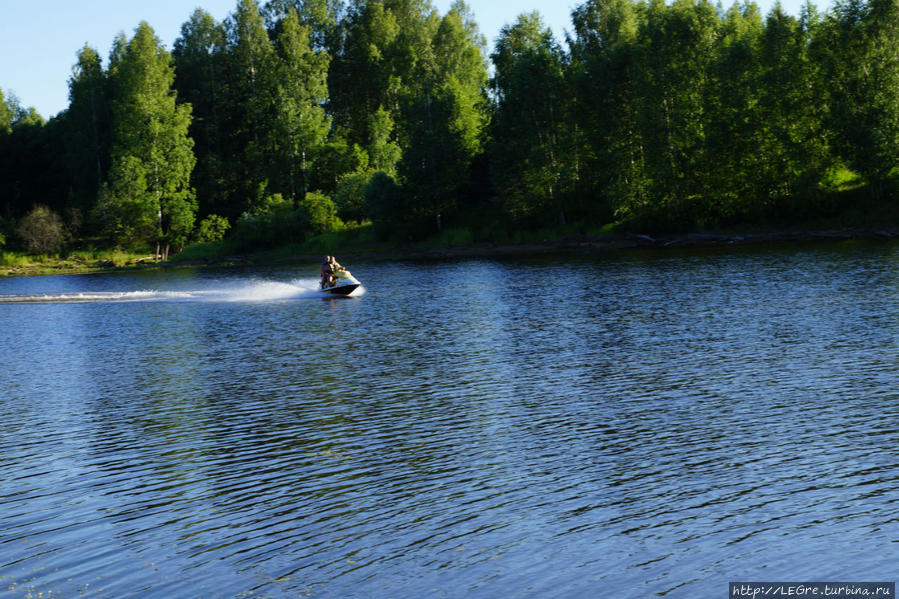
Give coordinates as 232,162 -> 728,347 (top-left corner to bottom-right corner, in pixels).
0,278 -> 335,304
206,279 -> 321,302
0,290 -> 196,303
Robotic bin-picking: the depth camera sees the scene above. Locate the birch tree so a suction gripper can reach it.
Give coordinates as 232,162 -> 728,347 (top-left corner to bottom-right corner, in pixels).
96,22 -> 196,258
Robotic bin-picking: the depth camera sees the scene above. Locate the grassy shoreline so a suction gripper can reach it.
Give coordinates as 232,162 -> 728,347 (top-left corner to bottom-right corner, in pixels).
4,224 -> 899,278
0,248 -> 164,277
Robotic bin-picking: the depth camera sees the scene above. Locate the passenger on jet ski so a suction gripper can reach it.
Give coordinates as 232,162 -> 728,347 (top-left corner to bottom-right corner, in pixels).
320,256 -> 346,289
320,256 -> 331,288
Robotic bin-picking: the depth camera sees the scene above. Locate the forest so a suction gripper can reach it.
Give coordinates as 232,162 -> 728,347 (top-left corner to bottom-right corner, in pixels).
2,0 -> 899,260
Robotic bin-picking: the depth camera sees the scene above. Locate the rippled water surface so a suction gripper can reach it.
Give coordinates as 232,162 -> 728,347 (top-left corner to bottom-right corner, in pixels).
2,243 -> 898,598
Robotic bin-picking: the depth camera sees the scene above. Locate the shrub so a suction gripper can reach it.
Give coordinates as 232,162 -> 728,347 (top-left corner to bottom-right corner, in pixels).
232,194 -> 293,249
297,191 -> 343,236
437,227 -> 473,247
194,214 -> 230,243
333,170 -> 371,222
364,171 -> 417,239
363,172 -> 402,222
0,252 -> 29,267
231,192 -> 344,250
16,205 -> 68,254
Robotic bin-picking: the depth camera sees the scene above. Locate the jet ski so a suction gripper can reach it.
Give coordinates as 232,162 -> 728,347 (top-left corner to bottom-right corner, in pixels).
320,268 -> 361,296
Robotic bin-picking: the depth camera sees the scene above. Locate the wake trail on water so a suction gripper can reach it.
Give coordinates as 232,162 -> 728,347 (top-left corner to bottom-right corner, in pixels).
0,278 -> 355,304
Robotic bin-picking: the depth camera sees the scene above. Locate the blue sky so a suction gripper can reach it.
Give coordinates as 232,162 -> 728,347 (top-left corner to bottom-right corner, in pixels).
2,0 -> 821,120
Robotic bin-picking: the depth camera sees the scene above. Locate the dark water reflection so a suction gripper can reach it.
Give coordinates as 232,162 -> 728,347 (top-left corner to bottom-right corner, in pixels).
1,242 -> 898,597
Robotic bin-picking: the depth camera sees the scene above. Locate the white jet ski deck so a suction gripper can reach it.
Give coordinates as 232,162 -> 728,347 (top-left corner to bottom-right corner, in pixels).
320,268 -> 361,296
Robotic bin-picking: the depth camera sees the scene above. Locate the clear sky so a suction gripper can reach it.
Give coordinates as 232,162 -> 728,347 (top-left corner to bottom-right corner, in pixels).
2,0 -> 821,120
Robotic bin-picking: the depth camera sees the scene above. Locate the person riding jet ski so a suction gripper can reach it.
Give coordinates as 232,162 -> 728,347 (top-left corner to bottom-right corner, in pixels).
319,256 -> 359,295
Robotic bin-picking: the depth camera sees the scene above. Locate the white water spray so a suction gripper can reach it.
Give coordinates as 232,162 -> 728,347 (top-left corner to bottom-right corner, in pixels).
0,277 -> 362,304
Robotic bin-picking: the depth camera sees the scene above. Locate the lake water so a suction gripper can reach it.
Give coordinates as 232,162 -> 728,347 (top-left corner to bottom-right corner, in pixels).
1,242 -> 897,598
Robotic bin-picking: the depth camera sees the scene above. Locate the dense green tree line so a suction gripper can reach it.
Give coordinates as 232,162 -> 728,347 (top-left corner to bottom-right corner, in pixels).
2,0 -> 899,256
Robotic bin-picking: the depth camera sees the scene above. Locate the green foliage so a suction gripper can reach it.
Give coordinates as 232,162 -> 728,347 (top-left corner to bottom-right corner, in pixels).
218,0 -> 278,216
0,88 -> 14,135
98,22 -> 197,253
16,206 -> 68,254
271,9 -> 331,203
231,191 -> 341,249
816,0 -> 899,199
194,214 -> 231,242
169,238 -> 234,262
631,0 -> 719,224
0,94 -> 69,226
490,12 -> 572,225
333,170 -> 373,221
366,107 -> 401,174
395,2 -> 489,227
297,191 -> 343,235
751,4 -> 831,219
565,0 -> 858,230
263,0 -> 341,50
363,171 -> 410,237
65,45 -> 111,217
436,226 -> 473,247
821,165 -> 865,191
66,248 -> 144,266
328,0 -> 405,154
0,247 -> 154,274
11,0 -> 899,256
233,193 -> 291,248
93,155 -> 157,245
172,9 -> 227,219
0,252 -> 31,268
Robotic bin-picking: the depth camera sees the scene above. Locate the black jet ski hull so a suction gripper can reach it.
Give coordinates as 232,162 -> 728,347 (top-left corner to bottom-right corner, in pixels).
321,283 -> 360,296
319,268 -> 362,296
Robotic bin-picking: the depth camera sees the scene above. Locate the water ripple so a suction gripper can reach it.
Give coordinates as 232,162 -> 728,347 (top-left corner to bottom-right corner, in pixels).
2,247 -> 899,597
